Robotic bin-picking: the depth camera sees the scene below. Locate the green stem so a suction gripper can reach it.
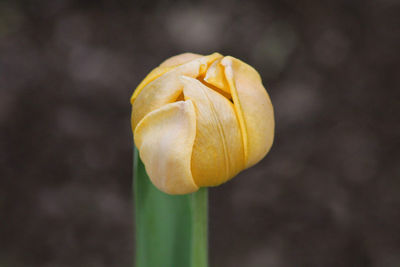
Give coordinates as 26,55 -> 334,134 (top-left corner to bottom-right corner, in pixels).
191,188 -> 208,267
133,146 -> 208,267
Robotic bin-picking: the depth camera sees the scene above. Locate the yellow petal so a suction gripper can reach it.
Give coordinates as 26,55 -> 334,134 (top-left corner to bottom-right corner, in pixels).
204,58 -> 230,95
131,71 -> 184,131
130,53 -> 203,104
221,56 -> 274,168
134,101 -> 198,194
131,53 -> 223,105
131,53 -> 224,129
181,76 -> 244,187
130,65 -> 174,104
159,53 -> 203,67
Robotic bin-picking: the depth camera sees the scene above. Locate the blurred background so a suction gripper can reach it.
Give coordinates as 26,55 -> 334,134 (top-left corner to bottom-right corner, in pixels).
1,0 -> 399,266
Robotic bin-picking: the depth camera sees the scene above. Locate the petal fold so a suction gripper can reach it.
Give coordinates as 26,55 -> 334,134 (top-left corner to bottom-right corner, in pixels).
204,58 -> 230,95
221,56 -> 274,168
181,76 -> 244,187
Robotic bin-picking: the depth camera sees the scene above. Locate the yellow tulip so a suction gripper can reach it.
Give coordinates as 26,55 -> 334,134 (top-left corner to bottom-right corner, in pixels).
131,53 -> 274,195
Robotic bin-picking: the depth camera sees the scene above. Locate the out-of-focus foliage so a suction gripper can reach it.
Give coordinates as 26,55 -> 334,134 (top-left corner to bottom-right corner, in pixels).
0,0 -> 399,266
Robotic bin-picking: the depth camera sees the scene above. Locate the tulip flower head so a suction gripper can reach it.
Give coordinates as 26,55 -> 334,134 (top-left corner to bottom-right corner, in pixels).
131,53 -> 274,195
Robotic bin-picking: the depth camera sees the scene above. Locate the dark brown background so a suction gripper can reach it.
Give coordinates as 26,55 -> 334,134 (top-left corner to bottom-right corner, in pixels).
1,0 -> 399,266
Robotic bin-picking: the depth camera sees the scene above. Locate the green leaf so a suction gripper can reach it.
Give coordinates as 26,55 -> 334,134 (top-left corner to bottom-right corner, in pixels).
133,147 -> 208,267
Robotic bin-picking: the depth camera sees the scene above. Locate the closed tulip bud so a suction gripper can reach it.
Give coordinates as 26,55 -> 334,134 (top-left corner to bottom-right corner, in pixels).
131,53 -> 274,195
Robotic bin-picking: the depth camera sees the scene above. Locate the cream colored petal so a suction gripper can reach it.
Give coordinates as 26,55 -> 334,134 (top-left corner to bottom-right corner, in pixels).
221,56 -> 274,168
131,53 -> 224,129
134,100 -> 198,195
181,76 -> 244,187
